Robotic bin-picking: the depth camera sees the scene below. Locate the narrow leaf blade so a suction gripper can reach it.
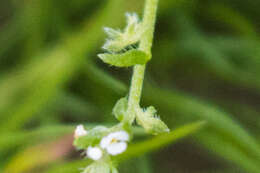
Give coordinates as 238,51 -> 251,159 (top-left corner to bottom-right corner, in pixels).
98,50 -> 150,67
116,121 -> 205,162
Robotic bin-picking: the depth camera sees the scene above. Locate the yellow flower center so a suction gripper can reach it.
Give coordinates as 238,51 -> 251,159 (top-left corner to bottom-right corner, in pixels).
111,138 -> 118,144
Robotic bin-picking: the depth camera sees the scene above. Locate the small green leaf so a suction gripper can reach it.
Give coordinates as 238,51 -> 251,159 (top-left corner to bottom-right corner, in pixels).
136,106 -> 169,135
83,162 -> 111,173
98,50 -> 150,67
73,126 -> 108,149
112,97 -> 128,121
73,135 -> 98,149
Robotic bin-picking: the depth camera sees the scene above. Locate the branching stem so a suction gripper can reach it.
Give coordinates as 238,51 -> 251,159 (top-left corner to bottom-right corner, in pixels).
125,0 -> 158,123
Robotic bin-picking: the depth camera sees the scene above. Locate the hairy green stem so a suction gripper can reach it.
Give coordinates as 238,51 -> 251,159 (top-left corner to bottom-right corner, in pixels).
125,0 -> 158,123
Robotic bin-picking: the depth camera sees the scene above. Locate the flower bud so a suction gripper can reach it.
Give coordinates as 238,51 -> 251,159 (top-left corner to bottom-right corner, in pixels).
112,97 -> 128,121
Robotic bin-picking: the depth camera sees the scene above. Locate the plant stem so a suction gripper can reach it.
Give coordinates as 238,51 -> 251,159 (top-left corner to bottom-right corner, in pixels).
125,0 -> 158,123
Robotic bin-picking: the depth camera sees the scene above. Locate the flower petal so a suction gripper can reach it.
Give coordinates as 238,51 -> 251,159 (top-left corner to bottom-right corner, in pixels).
108,131 -> 129,142
87,146 -> 103,160
106,142 -> 127,155
100,135 -> 113,149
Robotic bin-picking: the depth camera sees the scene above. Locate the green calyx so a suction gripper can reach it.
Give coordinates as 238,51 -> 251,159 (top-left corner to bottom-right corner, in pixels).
136,106 -> 169,135
112,97 -> 169,135
102,13 -> 142,53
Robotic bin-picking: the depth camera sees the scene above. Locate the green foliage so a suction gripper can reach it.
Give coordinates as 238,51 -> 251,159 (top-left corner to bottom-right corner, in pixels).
74,1 -> 171,171
82,162 -> 113,173
1,0 -> 260,172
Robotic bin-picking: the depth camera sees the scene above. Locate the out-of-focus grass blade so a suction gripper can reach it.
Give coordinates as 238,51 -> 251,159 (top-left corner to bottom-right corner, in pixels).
116,121 -> 205,162
0,0 -> 99,61
198,130 -> 260,173
118,156 -> 153,173
0,125 -> 73,152
177,36 -> 260,91
171,14 -> 260,92
44,160 -> 91,173
84,62 -> 127,94
0,0 -> 126,132
136,156 -> 153,173
206,2 -> 257,37
3,135 -> 73,173
144,86 -> 260,172
206,37 -> 260,74
159,0 -> 190,15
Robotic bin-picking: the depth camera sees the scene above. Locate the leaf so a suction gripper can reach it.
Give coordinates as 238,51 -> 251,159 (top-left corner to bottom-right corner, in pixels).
136,106 -> 169,135
44,160 -> 91,173
144,86 -> 260,173
116,121 -> 205,162
83,162 -> 111,173
74,126 -> 108,149
98,49 -> 150,67
112,97 -> 128,121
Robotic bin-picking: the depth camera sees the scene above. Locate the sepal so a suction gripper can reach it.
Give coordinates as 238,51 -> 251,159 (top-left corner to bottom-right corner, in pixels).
136,106 -> 169,135
102,13 -> 142,53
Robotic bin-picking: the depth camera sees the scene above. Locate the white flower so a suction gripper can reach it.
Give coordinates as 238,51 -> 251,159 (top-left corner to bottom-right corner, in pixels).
74,125 -> 87,138
100,131 -> 129,156
87,146 -> 103,161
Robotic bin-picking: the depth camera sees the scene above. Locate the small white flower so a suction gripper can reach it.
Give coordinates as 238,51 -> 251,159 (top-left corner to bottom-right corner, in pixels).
87,146 -> 103,161
74,125 -> 87,138
100,131 -> 129,156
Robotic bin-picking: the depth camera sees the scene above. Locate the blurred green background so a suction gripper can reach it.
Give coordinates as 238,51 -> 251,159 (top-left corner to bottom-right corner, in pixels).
1,0 -> 260,172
